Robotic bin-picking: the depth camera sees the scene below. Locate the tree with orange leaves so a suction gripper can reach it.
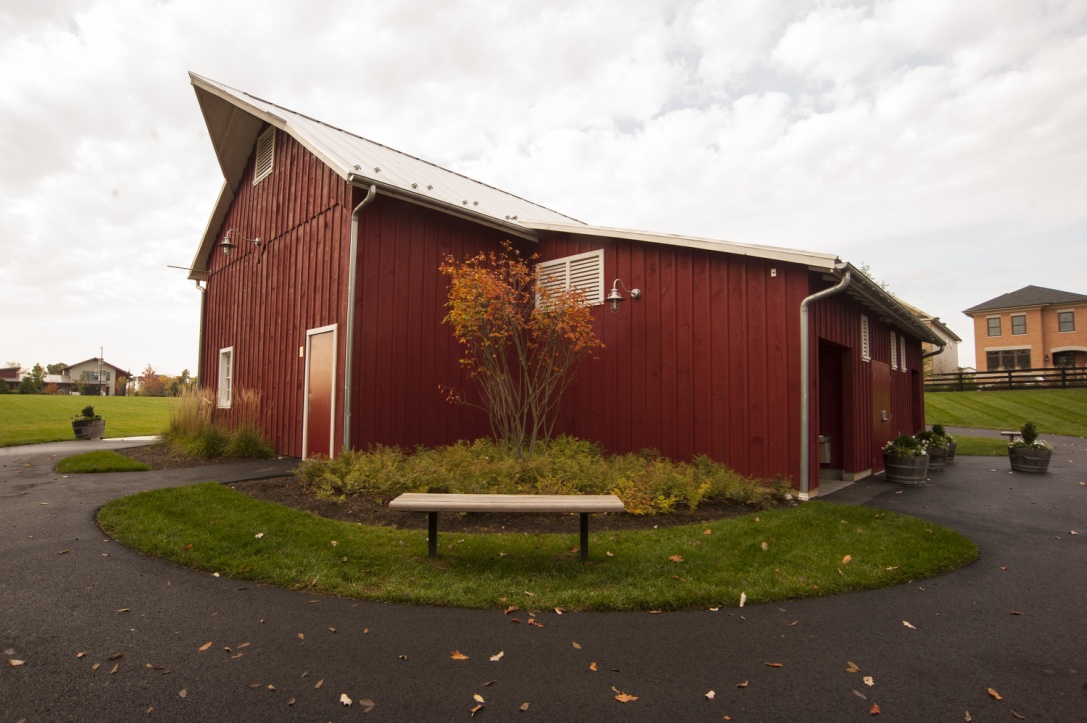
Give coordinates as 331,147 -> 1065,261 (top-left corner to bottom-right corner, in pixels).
440,243 -> 603,458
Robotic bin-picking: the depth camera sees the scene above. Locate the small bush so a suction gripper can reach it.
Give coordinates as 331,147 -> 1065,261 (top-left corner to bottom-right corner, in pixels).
163,386 -> 273,460
295,435 -> 792,514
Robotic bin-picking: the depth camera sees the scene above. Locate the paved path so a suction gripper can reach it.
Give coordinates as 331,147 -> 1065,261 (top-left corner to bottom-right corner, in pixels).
2,442 -> 1085,721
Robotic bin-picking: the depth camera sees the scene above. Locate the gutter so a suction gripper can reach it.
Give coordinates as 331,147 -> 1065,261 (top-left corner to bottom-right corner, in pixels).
342,178 -> 378,452
798,267 -> 852,501
195,280 -> 207,385
921,342 -> 946,359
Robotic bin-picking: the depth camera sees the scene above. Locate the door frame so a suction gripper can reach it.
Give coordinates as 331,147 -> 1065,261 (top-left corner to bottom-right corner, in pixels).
302,323 -> 338,459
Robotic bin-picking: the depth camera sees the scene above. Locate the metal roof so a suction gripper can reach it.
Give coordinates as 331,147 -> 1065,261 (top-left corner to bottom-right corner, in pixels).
963,285 -> 1087,314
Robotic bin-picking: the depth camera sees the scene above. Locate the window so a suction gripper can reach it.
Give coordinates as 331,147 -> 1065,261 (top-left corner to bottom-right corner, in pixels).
1058,311 -> 1075,332
986,349 -> 1030,371
900,335 -> 907,372
890,331 -> 898,370
253,127 -> 275,185
536,249 -> 604,307
987,317 -> 1001,337
218,347 -> 233,408
860,315 -> 870,362
1011,314 -> 1026,335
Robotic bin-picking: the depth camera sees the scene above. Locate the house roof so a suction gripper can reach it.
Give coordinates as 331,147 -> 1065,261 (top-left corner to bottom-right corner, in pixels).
897,300 -> 963,343
963,285 -> 1087,314
187,75 -> 939,344
64,358 -> 131,376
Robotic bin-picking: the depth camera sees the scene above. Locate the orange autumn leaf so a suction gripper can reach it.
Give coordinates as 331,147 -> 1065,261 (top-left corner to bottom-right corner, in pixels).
987,687 -> 1002,700
668,555 -> 684,562
869,702 -> 881,715
764,662 -> 783,668
198,642 -> 212,652
611,686 -> 638,703
450,650 -> 469,660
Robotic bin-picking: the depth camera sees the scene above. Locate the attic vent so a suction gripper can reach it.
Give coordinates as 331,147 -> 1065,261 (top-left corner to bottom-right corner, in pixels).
860,315 -> 871,362
253,127 -> 275,185
537,250 -> 604,308
890,331 -> 898,370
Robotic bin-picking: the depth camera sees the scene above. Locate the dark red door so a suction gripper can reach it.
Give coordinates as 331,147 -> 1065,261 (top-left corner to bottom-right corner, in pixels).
871,361 -> 892,472
306,329 -> 335,458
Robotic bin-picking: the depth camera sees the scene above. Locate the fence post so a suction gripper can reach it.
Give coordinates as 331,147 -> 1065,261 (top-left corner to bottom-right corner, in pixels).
1062,367 -> 1067,389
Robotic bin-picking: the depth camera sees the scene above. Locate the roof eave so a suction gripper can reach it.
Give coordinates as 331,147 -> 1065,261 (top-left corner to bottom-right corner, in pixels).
835,263 -> 943,345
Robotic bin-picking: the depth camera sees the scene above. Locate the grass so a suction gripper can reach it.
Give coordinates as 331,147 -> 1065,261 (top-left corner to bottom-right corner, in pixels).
953,436 -> 1009,457
99,483 -> 978,611
0,396 -> 174,447
56,450 -> 151,474
925,388 -> 1087,438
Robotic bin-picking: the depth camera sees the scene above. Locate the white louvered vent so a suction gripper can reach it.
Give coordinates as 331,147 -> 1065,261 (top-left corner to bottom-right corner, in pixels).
253,127 -> 275,185
890,331 -> 898,370
900,335 -> 907,372
861,315 -> 871,362
536,250 -> 604,307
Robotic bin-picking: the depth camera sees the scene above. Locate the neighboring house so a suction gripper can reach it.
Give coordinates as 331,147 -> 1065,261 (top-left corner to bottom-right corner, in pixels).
898,301 -> 961,374
186,73 -> 941,498
964,286 -> 1087,371
61,358 -> 132,396
0,366 -> 21,392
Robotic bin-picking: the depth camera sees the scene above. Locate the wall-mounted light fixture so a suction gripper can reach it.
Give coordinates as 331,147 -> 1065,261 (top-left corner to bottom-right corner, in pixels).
219,228 -> 260,256
606,278 -> 641,313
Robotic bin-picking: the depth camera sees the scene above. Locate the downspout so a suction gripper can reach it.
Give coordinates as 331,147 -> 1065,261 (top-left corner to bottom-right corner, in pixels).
195,280 -> 207,388
921,342 -> 945,359
798,268 -> 852,501
342,180 -> 378,452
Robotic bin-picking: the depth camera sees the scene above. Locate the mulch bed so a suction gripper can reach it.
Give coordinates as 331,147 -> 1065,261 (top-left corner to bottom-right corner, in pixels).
121,443 -> 767,535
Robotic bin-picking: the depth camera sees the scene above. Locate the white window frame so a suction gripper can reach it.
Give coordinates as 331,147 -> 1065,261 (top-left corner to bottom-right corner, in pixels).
218,347 -> 234,408
536,249 -> 605,308
253,127 -> 275,185
860,315 -> 870,362
890,330 -> 898,370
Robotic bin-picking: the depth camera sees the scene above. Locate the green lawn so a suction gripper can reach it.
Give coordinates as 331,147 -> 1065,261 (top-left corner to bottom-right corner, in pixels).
926,388 -> 1087,438
99,483 -> 978,611
953,436 -> 1009,457
55,450 -> 151,473
0,396 -> 174,446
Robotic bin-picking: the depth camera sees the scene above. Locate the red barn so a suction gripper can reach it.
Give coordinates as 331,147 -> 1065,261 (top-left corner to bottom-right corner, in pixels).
187,74 -> 941,498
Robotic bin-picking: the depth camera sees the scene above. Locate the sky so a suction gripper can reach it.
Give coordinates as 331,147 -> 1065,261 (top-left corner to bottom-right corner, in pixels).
2,0 -> 1085,376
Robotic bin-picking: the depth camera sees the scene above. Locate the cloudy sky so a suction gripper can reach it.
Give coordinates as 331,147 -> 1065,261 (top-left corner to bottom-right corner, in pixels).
3,0 -> 1085,376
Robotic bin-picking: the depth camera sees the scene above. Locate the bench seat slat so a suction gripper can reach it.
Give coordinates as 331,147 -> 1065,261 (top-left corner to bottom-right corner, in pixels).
388,493 -> 624,514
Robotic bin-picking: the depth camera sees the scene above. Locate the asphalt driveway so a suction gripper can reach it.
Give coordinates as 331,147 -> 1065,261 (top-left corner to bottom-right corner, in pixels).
2,438 -> 1084,721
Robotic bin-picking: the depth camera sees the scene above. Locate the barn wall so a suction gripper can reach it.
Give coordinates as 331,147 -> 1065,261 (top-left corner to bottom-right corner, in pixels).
201,130 -> 354,456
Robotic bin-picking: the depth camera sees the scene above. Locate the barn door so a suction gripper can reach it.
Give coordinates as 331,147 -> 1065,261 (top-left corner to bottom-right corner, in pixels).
871,361 -> 892,472
303,325 -> 337,459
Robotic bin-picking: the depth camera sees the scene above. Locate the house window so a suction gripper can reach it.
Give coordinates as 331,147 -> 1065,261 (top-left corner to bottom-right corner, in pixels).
1053,351 -> 1075,368
1011,314 -> 1026,335
253,127 -> 275,185
900,335 -> 907,372
536,249 -> 604,307
890,331 -> 898,370
218,347 -> 234,408
986,349 -> 1030,371
987,317 -> 1001,337
860,315 -> 870,362
1058,311 -> 1075,332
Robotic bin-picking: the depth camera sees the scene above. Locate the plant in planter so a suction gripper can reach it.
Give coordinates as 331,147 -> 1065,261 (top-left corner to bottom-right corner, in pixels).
1008,420 -> 1051,474
883,434 -> 929,485
72,405 -> 106,440
931,424 -> 957,464
915,429 -> 951,472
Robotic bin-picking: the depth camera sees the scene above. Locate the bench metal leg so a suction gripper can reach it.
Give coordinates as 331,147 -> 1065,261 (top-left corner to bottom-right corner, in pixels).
580,513 -> 588,562
428,512 -> 438,558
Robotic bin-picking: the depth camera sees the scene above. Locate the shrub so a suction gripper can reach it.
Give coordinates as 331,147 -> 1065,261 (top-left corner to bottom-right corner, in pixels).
885,434 -> 926,456
1010,420 -> 1050,450
915,429 -> 949,449
295,435 -> 792,514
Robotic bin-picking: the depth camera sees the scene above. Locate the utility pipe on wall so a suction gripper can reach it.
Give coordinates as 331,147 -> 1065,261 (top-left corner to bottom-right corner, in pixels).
195,280 -> 207,387
342,180 -> 378,452
798,268 -> 851,501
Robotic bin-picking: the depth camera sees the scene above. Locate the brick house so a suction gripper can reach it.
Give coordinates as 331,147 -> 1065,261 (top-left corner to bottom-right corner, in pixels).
964,286 -> 1087,370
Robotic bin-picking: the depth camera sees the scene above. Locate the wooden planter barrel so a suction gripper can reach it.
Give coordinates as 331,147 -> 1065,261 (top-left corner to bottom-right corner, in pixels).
946,441 -> 957,464
884,453 -> 929,485
1008,446 -> 1051,474
926,445 -> 948,472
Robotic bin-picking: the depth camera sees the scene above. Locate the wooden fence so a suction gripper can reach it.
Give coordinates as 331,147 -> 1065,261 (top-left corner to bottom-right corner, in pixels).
925,367 -> 1087,392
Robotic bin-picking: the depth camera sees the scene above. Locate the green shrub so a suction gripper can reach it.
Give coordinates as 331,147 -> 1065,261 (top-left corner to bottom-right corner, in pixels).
295,435 -> 792,514
163,386 -> 273,460
884,434 -> 926,456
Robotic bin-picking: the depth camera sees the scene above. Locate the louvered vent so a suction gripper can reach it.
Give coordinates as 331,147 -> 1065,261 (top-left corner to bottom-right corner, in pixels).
253,127 -> 275,185
861,315 -> 871,362
536,250 -> 604,308
890,331 -> 898,370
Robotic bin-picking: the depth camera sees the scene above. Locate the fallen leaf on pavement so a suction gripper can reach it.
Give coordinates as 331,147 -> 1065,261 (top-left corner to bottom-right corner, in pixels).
198,642 -> 212,652
246,682 -> 261,688
589,662 -> 597,672
58,550 -> 69,555
340,693 -> 352,707
490,651 -> 504,662
287,697 -> 295,706
108,652 -> 124,660
964,711 -> 971,721
297,633 -> 304,640
179,689 -> 187,698
846,662 -> 860,673
109,663 -> 119,674
1011,711 -> 1026,720
1010,611 -> 1024,616
863,676 -> 874,686
314,679 -> 324,689
117,608 -> 130,613
451,650 -> 469,660
8,659 -> 25,666
76,652 -> 85,659
902,621 -> 916,629
612,686 -> 638,703
853,690 -> 867,700
483,680 -> 496,687
736,681 -> 749,688
328,627 -> 336,633
987,687 -> 1002,700
571,642 -> 581,650
520,702 -> 530,711
764,662 -> 783,668
92,663 -> 100,670
869,702 -> 880,715
504,606 -> 520,614
473,694 -> 484,703
470,704 -> 484,716
267,685 -> 276,691
705,690 -> 715,699
359,698 -> 375,712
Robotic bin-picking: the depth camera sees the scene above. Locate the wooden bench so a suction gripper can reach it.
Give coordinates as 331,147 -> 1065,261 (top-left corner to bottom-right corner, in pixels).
387,493 -> 625,561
